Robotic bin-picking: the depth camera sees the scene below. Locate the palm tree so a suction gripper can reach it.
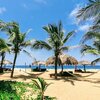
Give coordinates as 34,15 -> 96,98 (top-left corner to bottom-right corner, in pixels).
32,77 -> 51,100
31,21 -> 75,79
77,0 -> 100,25
81,32 -> 100,64
1,22 -> 31,78
0,38 -> 10,69
76,0 -> 100,64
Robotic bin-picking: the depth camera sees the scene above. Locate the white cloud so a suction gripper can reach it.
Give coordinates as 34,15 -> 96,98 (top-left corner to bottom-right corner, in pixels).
22,4 -> 28,9
34,0 -> 47,4
78,24 -> 90,32
69,4 -> 81,17
69,4 -> 91,32
69,4 -> 83,25
0,7 -> 6,14
62,29 -> 66,33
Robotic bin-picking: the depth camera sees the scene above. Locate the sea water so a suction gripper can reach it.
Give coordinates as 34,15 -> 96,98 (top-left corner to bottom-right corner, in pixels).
5,65 -> 100,69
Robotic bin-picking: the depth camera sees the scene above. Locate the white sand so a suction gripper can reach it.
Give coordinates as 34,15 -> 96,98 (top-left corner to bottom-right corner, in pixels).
0,68 -> 100,100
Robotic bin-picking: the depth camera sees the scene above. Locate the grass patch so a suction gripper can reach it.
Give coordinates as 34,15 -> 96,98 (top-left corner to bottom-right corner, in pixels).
0,80 -> 36,100
0,79 -> 56,100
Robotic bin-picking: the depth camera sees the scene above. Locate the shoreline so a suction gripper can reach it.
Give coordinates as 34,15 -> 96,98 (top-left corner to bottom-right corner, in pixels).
14,68 -> 100,71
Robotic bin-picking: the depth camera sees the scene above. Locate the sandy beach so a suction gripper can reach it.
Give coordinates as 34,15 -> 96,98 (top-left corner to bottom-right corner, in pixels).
0,68 -> 100,100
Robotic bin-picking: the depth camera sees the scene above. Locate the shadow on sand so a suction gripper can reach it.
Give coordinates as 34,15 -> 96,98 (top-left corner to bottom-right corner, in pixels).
13,71 -> 45,80
45,70 -> 100,86
6,70 -> 100,87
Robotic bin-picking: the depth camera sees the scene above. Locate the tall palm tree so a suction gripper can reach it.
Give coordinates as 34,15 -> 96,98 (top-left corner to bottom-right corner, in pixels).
0,38 -> 10,69
31,21 -> 75,79
1,22 -> 31,78
77,0 -> 100,25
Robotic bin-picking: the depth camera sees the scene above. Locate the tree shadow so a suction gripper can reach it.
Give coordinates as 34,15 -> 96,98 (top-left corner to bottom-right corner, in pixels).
93,85 -> 100,88
45,73 -> 82,86
82,78 -> 100,84
82,71 -> 99,77
13,72 -> 45,80
45,71 -> 100,86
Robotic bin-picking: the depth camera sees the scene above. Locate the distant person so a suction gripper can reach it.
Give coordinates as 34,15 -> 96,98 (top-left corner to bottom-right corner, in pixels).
29,65 -> 31,68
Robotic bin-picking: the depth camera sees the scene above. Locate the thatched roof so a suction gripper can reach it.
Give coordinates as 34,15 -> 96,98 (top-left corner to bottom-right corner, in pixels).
66,56 -> 78,65
78,60 -> 91,65
46,56 -> 55,66
46,54 -> 78,66
32,61 -> 46,66
59,54 -> 69,65
37,61 -> 46,66
32,61 -> 39,65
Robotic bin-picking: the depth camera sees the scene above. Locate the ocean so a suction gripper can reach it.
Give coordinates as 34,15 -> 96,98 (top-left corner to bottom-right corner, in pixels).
5,65 -> 100,70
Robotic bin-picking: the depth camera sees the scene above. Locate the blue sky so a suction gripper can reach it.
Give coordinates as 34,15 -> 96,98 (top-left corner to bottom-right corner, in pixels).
0,0 -> 99,65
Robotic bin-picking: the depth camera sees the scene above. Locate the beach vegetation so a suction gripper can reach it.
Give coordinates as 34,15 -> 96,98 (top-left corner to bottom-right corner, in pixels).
0,79 -> 56,100
0,80 -> 34,100
32,77 -> 56,100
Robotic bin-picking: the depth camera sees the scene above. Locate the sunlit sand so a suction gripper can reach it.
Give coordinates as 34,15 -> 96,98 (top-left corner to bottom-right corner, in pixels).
0,68 -> 100,100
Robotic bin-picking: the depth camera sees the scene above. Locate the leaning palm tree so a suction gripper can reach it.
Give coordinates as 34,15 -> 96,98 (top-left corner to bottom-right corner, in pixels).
81,31 -> 100,64
75,0 -> 100,64
31,21 -> 75,79
0,20 -> 6,29
0,38 -> 10,69
81,31 -> 100,43
2,22 -> 31,78
81,36 -> 100,64
76,0 -> 100,25
81,44 -> 100,65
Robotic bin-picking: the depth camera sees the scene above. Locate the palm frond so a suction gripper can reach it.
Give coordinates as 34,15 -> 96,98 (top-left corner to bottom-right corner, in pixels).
32,79 -> 41,90
32,40 -> 52,50
91,57 -> 100,65
20,29 -> 32,43
25,29 -> 32,35
38,77 -> 47,92
8,32 -> 16,42
0,20 -> 6,29
81,31 -> 100,43
63,31 -> 75,43
81,44 -> 100,55
43,26 -> 52,34
90,24 -> 100,32
23,49 -> 35,59
93,40 -> 100,50
77,0 -> 100,23
21,40 -> 31,47
60,46 -> 69,51
58,21 -> 63,34
0,38 -> 10,52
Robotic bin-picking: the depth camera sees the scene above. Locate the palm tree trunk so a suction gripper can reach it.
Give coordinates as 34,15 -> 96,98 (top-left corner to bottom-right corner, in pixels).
83,65 -> 86,72
61,65 -> 63,74
11,52 -> 18,78
0,52 -> 5,68
55,53 -> 58,79
41,93 -> 44,100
